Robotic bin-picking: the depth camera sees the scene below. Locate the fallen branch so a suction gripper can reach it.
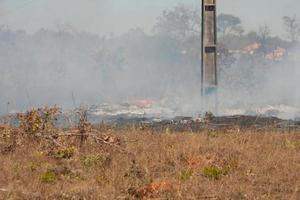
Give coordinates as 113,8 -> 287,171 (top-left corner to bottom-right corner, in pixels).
44,136 -> 66,148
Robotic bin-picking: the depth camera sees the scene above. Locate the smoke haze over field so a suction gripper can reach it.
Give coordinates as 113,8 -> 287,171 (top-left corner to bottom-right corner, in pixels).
0,0 -> 300,36
0,0 -> 300,119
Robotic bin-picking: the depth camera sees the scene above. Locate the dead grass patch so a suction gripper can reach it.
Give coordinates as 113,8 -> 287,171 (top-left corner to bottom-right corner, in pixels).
0,110 -> 299,199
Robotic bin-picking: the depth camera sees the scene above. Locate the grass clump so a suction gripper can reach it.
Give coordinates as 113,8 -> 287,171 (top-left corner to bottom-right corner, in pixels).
207,130 -> 219,138
33,151 -> 45,159
11,164 -> 22,173
285,139 -> 300,150
40,170 -> 57,184
95,173 -> 110,186
179,170 -> 193,181
81,154 -> 111,169
28,161 -> 42,171
203,166 -> 228,180
55,147 -> 76,159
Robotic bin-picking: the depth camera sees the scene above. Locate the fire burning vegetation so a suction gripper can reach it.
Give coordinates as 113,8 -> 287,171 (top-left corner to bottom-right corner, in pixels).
1,0 -> 300,199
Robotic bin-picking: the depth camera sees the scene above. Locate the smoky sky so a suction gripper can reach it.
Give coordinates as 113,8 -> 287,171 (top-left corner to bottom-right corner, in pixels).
0,0 -> 299,36
0,0 -> 300,118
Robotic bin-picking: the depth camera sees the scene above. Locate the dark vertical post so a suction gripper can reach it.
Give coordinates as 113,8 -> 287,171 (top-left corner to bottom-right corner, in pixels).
201,0 -> 205,97
201,0 -> 218,113
201,0 -> 218,112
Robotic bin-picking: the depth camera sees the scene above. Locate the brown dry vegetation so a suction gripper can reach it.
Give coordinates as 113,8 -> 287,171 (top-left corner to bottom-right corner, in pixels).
0,109 -> 300,199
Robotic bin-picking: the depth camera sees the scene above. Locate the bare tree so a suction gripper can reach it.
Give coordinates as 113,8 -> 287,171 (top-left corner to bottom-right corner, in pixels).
258,24 -> 271,55
153,3 -> 201,42
282,16 -> 300,43
153,3 -> 202,65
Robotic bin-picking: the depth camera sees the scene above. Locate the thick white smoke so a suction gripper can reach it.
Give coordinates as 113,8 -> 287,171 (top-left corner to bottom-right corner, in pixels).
0,0 -> 300,120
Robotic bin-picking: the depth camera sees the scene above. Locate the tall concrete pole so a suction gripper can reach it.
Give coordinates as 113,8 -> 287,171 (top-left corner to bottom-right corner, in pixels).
201,0 -> 217,96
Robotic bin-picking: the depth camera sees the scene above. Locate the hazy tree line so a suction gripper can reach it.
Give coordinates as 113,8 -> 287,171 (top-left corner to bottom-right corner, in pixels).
0,4 -> 300,113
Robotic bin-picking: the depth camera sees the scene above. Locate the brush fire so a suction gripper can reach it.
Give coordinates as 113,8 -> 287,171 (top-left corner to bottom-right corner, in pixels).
0,1 -> 300,199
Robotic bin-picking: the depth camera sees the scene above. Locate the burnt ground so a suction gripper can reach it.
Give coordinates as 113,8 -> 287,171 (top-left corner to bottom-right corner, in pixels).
100,115 -> 300,132
2,112 -> 300,132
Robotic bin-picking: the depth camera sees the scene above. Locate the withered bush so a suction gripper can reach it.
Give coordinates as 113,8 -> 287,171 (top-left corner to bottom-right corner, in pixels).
17,107 -> 61,136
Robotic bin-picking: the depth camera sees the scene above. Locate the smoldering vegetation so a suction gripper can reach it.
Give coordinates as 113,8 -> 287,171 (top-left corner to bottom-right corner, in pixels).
0,4 -> 300,119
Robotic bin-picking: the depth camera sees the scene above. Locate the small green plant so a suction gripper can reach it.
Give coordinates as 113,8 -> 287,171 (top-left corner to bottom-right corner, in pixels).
81,154 -> 111,169
203,166 -> 225,180
55,147 -> 76,159
207,130 -> 219,138
179,170 -> 193,181
40,170 -> 57,184
11,164 -> 22,173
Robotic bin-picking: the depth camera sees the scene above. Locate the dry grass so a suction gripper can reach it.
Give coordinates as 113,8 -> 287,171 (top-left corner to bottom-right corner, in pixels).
0,117 -> 300,199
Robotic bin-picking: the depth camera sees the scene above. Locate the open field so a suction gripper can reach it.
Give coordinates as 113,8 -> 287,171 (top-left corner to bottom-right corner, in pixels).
0,111 -> 300,200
